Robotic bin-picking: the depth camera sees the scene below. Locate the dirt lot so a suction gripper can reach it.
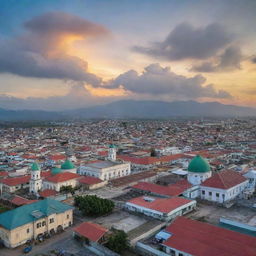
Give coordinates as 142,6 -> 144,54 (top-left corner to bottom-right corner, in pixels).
188,202 -> 256,225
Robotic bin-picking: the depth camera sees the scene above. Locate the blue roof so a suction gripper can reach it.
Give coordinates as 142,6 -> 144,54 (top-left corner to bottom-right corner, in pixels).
0,198 -> 73,230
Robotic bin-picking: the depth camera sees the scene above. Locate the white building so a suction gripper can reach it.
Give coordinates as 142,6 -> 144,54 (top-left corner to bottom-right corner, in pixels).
125,196 -> 196,221
29,162 -> 42,194
78,145 -> 131,180
200,170 -> 248,203
186,155 -> 249,203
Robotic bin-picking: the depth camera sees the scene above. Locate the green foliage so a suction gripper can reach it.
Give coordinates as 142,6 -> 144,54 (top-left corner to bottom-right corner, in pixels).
106,230 -> 129,254
60,185 -> 75,195
74,195 -> 114,217
150,148 -> 157,157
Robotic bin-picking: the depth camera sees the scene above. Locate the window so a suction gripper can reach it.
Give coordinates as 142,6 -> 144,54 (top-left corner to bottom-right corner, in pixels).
27,228 -> 30,233
179,253 -> 184,256
216,193 -> 219,197
209,192 -> 212,196
202,190 -> 205,195
49,218 -> 54,223
37,223 -> 41,228
67,214 -> 69,219
42,221 -> 46,226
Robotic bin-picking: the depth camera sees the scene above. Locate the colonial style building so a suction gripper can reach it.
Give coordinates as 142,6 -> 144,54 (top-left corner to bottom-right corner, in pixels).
78,145 -> 131,181
186,155 -> 249,203
0,198 -> 73,248
200,170 -> 248,203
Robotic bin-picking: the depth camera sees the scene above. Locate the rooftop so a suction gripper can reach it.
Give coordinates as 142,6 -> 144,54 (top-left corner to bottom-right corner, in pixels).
201,169 -> 247,189
73,222 -> 108,242
0,198 -> 73,230
127,196 -> 193,214
163,217 -> 256,256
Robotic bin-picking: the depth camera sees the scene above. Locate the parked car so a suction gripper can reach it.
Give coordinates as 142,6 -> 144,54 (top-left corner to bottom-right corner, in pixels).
23,246 -> 32,254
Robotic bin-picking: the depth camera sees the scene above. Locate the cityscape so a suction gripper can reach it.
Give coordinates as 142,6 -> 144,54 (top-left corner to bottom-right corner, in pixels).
0,1 -> 256,256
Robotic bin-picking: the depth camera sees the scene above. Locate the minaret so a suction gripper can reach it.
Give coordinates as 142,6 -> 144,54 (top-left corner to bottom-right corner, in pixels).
108,144 -> 116,161
29,162 -> 42,194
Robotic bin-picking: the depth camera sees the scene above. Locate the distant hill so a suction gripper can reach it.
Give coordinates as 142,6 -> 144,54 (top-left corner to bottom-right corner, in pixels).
0,100 -> 255,121
0,108 -> 64,121
66,100 -> 256,119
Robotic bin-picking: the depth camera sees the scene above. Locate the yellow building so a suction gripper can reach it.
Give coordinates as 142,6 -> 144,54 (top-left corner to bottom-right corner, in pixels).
0,198 -> 73,248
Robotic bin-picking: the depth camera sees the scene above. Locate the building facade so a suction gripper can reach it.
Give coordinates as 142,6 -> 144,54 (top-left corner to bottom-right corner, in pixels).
0,199 -> 73,248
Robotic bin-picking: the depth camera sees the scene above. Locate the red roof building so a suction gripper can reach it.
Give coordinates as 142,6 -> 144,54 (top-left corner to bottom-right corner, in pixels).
132,180 -> 191,197
39,189 -> 57,198
201,170 -> 247,189
73,222 -> 108,243
126,196 -> 196,221
162,216 -> 256,256
45,172 -> 80,183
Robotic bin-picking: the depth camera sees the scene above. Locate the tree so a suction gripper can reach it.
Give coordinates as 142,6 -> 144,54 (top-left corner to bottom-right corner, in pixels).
150,148 -> 157,157
106,230 -> 128,254
74,195 -> 114,217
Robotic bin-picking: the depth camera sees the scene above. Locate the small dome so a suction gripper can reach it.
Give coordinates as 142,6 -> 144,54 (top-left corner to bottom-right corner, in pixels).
109,144 -> 116,148
31,162 -> 40,171
51,167 -> 62,175
61,159 -> 75,170
188,155 -> 210,173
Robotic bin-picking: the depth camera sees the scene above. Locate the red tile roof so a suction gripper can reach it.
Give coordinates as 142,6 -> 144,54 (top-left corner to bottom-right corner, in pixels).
45,172 -> 80,183
132,180 -> 191,197
1,175 -> 30,186
11,196 -> 37,206
0,171 -> 8,177
163,217 -> 256,256
79,176 -> 103,185
118,153 -> 185,165
48,154 -> 66,161
73,222 -> 108,242
201,170 -> 247,189
39,189 -> 57,198
127,196 -> 193,213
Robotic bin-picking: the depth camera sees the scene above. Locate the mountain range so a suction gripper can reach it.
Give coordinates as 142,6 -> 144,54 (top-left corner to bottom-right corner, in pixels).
0,100 -> 255,121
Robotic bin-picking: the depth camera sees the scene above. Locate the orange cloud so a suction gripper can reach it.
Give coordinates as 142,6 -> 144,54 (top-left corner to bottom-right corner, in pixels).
85,85 -> 128,97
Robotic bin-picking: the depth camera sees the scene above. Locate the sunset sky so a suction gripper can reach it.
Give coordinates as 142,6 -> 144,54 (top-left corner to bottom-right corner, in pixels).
0,0 -> 255,110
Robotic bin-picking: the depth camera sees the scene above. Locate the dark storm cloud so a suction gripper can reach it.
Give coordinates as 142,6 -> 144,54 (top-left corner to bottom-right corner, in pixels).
0,12 -> 109,84
192,46 -> 243,72
108,63 -> 232,99
24,12 -> 109,37
133,23 -> 232,60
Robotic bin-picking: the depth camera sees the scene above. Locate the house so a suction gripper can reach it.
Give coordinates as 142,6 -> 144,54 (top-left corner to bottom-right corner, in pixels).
0,198 -> 73,248
43,172 -> 80,192
79,176 -> 107,190
161,216 -> 256,256
200,169 -> 248,203
0,175 -> 30,194
125,196 -> 196,221
73,222 -> 108,244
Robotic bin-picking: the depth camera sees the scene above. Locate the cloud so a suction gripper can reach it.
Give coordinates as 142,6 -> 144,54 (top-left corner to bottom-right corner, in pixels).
108,63 -> 232,99
192,46 -> 243,72
0,12 -> 109,84
251,56 -> 256,63
133,23 -> 232,60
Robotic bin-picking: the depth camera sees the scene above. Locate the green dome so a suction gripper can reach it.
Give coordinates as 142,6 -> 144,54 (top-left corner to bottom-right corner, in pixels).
188,155 -> 210,173
51,167 -> 62,175
31,162 -> 40,171
61,159 -> 75,170
109,144 -> 116,148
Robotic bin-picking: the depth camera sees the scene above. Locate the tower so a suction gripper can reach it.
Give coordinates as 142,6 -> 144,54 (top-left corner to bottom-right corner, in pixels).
29,162 -> 42,194
187,155 -> 212,185
108,144 -> 116,161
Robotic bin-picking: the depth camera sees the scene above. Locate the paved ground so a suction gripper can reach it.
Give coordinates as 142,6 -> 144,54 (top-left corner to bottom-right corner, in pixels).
188,202 -> 256,225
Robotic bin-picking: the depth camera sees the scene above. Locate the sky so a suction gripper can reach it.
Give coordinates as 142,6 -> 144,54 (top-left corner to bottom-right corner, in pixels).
0,0 -> 255,110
